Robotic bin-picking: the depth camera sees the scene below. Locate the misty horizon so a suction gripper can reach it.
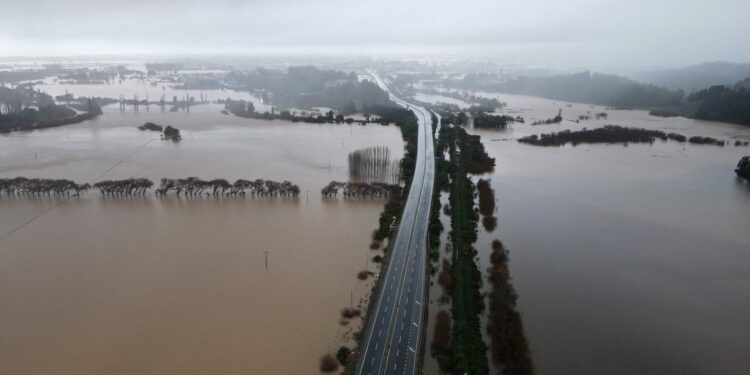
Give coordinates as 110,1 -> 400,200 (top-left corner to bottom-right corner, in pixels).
1,0 -> 749,71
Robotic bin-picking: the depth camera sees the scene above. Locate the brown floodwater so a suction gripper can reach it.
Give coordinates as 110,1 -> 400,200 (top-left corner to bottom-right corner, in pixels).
419,91 -> 750,375
473,93 -> 750,375
0,101 -> 404,374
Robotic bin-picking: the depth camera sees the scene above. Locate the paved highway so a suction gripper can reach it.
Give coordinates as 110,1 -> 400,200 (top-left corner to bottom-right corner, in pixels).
357,72 -> 435,375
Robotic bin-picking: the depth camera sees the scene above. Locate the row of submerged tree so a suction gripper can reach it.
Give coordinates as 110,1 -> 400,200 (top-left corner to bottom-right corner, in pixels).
155,178 -> 300,197
320,181 -> 400,198
531,109 -> 564,125
0,177 -> 299,197
116,93 -> 208,113
348,146 -> 401,184
93,179 -> 153,195
486,240 -> 534,375
0,178 -> 90,196
517,125 -> 748,147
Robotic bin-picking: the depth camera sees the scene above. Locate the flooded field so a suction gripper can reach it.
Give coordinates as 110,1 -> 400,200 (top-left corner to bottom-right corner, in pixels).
450,93 -> 750,375
0,98 -> 404,374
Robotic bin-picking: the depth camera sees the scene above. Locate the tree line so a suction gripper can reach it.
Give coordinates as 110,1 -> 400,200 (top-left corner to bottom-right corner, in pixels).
487,240 -> 534,375
1,85 -> 102,133
441,122 -> 490,375
477,179 -> 497,231
320,181 -> 400,198
0,178 -> 90,196
0,177 -> 299,197
156,178 -> 299,197
223,98 -> 411,127
224,66 -> 390,113
517,125 -> 742,147
443,71 -> 685,109
687,82 -> 750,126
348,146 -> 401,184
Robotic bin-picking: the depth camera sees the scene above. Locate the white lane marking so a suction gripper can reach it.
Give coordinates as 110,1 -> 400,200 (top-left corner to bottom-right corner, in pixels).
408,346 -> 415,353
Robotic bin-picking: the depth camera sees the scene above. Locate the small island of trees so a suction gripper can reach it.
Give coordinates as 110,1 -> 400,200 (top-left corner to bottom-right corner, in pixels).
477,179 -> 497,231
531,109 -> 563,125
137,122 -> 181,141
736,156 -> 750,180
473,113 -> 515,129
517,125 -> 739,147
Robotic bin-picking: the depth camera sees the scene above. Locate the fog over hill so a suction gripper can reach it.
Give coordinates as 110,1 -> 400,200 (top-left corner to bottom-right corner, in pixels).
1,0 -> 749,70
627,62 -> 750,92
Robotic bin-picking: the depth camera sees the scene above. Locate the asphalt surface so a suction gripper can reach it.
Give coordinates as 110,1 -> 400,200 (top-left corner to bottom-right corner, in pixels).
356,73 -> 435,375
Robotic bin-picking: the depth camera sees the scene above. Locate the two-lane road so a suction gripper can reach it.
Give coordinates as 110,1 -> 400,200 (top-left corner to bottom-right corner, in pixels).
357,72 -> 435,375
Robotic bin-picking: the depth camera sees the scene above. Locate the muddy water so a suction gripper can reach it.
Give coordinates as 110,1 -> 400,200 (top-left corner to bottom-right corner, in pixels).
460,93 -> 750,375
0,106 -> 404,374
36,77 -> 274,113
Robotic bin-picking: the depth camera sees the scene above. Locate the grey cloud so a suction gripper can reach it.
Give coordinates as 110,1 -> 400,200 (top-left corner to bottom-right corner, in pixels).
0,0 -> 748,69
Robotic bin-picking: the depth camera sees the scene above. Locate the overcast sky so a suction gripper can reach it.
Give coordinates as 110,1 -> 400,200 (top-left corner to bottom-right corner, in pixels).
1,0 -> 748,69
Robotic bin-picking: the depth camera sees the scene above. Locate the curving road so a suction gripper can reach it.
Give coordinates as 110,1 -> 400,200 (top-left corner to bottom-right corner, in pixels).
357,72 -> 435,375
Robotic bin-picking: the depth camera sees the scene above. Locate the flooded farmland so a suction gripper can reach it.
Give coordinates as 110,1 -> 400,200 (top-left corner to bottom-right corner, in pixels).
0,94 -> 404,374
451,93 -> 750,375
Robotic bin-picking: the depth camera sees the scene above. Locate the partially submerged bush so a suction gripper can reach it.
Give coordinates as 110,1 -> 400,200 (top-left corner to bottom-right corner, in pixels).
319,354 -> 339,373
163,125 -> 182,141
336,346 -> 351,366
341,307 -> 361,319
137,122 -> 163,131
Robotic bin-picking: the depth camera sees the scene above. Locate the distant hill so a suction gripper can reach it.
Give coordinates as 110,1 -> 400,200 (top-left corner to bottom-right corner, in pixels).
735,77 -> 750,90
449,71 -> 684,109
686,79 -> 750,126
630,61 -> 750,92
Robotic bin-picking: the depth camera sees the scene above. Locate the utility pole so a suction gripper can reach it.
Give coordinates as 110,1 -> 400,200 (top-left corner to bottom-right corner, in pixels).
263,250 -> 269,270
305,190 -> 309,204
